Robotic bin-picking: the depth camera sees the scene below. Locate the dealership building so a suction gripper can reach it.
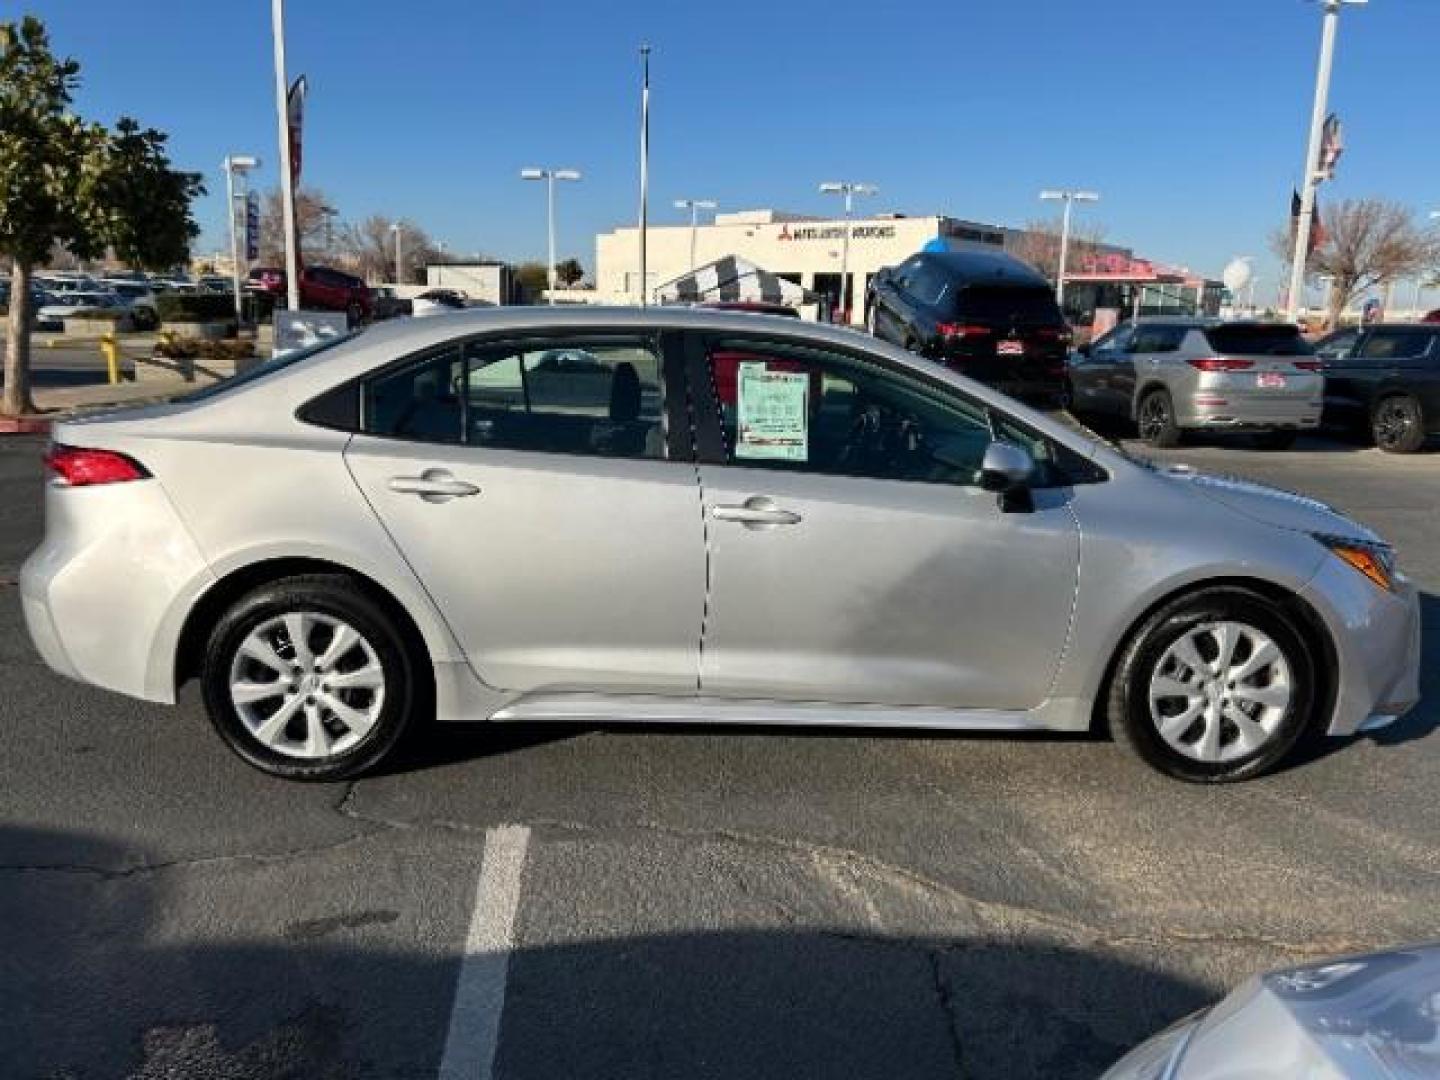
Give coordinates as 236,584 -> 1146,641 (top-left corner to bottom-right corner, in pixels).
594,209 -> 1011,321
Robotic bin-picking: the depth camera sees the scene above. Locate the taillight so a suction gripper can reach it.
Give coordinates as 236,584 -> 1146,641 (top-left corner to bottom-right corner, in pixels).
936,323 -> 993,339
43,444 -> 150,487
1292,360 -> 1322,371
1186,357 -> 1255,372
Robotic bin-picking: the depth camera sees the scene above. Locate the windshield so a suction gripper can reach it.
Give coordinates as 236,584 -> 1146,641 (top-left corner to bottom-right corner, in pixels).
172,330 -> 360,404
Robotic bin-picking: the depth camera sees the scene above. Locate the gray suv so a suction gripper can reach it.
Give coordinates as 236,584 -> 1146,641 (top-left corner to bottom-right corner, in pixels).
1069,319 -> 1324,448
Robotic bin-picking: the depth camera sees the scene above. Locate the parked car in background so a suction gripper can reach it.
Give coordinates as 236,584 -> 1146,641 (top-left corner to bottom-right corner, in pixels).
99,279 -> 160,330
1068,319 -> 1322,449
35,290 -> 125,331
198,275 -> 233,293
1316,323 -> 1440,453
246,265 -> 372,322
370,286 -> 413,321
411,289 -> 467,316
866,250 -> 1070,406
20,307 -> 1419,784
1421,309 -> 1440,324
35,274 -> 98,295
1104,941 -> 1440,1079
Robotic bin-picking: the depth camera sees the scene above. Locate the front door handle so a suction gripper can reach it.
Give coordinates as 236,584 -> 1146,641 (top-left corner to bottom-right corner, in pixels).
389,469 -> 480,502
711,496 -> 802,529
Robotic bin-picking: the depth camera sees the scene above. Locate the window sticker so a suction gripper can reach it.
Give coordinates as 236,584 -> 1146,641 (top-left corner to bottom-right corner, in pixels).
736,362 -> 809,461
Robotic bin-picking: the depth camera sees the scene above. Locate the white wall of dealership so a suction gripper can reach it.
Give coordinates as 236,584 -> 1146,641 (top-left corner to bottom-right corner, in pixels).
594,209 -> 1010,322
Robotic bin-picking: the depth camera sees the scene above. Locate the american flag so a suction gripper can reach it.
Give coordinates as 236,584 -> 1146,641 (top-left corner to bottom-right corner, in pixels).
1317,113 -> 1344,181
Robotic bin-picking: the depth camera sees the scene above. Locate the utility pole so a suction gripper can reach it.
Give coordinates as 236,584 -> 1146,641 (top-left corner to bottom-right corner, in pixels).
521,168 -> 582,304
1039,190 -> 1100,309
637,45 -> 651,306
674,199 -> 717,271
270,0 -> 300,310
819,181 -> 877,324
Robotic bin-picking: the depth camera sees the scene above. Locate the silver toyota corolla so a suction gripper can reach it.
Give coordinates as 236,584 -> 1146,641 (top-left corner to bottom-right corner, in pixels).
20,307 -> 1420,782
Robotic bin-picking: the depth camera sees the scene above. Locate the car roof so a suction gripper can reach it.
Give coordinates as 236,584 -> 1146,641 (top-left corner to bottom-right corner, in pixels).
913,249 -> 1050,288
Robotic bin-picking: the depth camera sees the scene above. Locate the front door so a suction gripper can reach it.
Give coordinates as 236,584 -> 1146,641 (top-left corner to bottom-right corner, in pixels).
344,330 -> 706,693
686,332 -> 1081,711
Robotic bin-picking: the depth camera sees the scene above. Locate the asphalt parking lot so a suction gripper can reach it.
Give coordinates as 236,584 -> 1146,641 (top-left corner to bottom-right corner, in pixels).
2,430 -> 1438,1080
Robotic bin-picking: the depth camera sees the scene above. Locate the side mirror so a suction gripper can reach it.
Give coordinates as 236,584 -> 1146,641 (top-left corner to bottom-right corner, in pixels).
978,441 -> 1036,512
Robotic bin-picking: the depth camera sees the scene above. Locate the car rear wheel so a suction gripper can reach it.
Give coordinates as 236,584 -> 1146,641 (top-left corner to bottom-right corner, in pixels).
1252,429 -> 1297,451
201,574 -> 417,781
1371,394 -> 1426,454
1137,389 -> 1182,447
1106,588 -> 1315,782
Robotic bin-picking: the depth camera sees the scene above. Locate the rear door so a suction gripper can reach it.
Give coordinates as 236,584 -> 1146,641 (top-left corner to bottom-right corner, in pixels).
343,328 -> 707,693
1084,322 -> 1136,415
1127,324 -> 1187,414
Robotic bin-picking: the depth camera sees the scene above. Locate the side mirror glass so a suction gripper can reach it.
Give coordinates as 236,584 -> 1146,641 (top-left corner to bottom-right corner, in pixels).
978,440 -> 1035,492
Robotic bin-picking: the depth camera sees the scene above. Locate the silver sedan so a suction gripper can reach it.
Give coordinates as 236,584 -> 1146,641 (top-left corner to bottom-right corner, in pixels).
21,307 -> 1420,782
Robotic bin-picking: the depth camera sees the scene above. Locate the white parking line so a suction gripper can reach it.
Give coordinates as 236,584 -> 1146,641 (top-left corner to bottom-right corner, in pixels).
438,824 -> 531,1080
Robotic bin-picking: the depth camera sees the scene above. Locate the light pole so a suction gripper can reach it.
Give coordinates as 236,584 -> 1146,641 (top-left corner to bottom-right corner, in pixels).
1286,0 -> 1367,323
818,181 -> 876,324
1039,189 -> 1100,309
391,222 -> 404,284
222,155 -> 259,323
674,199 -> 717,271
520,167 -> 582,303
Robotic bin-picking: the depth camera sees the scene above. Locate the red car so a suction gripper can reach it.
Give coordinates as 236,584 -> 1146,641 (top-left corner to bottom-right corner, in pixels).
245,265 -> 372,321
1422,309 -> 1440,324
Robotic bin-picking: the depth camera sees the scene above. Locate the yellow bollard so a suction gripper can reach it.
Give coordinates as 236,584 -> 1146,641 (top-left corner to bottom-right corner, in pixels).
100,331 -> 120,385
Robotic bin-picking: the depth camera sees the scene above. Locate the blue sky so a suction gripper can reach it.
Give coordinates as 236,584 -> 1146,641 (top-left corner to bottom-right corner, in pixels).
12,0 -> 1440,294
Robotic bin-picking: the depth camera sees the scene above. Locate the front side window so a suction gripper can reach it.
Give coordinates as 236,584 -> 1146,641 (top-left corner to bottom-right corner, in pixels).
363,336 -> 665,459
702,338 -> 1001,487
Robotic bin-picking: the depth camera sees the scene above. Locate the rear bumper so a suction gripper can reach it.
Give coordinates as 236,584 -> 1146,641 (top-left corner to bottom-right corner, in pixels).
1181,397 -> 1323,430
20,479 -> 215,704
1301,556 -> 1422,737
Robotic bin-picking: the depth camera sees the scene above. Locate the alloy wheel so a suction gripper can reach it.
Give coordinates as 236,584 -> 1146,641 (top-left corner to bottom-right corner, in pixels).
1373,399 -> 1416,450
1147,620 -> 1292,764
1139,394 -> 1170,441
227,611 -> 386,760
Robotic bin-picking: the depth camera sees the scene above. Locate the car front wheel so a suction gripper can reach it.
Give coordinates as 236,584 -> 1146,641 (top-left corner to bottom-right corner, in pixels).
1106,588 -> 1315,782
201,574 -> 417,781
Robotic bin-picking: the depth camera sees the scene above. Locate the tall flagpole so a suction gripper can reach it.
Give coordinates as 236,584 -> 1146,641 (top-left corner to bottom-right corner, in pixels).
638,45 -> 650,307
271,0 -> 300,312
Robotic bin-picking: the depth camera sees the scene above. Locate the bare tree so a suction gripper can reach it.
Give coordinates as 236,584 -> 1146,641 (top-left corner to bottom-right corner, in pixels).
1008,216 -> 1108,280
1270,198 -> 1440,327
257,186 -> 335,265
338,214 -> 439,284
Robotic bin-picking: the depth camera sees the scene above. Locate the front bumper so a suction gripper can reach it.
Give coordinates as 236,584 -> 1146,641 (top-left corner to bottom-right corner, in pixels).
1301,554 -> 1422,737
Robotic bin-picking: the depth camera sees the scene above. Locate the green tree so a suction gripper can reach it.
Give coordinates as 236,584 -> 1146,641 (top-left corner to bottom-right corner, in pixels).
0,17 -> 202,415
555,257 -> 585,286
513,261 -> 550,300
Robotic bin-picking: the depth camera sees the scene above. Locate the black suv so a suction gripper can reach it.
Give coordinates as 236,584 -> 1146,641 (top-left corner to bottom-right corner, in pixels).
866,250 -> 1069,406
1314,323 -> 1440,453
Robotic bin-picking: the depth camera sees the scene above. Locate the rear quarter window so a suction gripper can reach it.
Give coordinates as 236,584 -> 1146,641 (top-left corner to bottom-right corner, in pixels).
1203,325 -> 1314,356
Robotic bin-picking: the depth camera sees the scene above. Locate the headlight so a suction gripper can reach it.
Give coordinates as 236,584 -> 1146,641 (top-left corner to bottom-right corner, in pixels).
1100,1011 -> 1205,1080
1316,534 -> 1398,593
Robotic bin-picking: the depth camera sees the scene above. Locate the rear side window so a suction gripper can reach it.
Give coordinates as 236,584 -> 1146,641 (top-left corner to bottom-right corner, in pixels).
908,265 -> 950,306
953,285 -> 1062,325
1357,328 -> 1434,360
1202,325 -> 1314,356
362,337 -> 666,459
1130,325 -> 1186,353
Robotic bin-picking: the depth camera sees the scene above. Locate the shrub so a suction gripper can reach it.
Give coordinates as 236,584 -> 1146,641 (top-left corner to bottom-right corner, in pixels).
153,335 -> 255,361
154,292 -> 234,323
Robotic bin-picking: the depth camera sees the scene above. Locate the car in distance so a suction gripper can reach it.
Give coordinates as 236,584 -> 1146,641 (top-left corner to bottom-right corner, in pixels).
411,288 -> 467,316
35,290 -> 126,331
866,250 -> 1070,407
1068,319 -> 1323,449
22,307 -> 1419,783
247,265 -> 373,323
1104,941 -> 1440,1079
99,279 -> 160,330
1314,323 -> 1439,453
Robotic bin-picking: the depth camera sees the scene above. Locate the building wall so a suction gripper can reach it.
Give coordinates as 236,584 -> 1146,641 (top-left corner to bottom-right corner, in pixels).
425,263 -> 510,306
595,212 -> 1004,322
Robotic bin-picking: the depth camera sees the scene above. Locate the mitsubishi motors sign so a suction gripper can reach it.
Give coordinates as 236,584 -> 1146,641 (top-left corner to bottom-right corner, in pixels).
776,223 -> 897,242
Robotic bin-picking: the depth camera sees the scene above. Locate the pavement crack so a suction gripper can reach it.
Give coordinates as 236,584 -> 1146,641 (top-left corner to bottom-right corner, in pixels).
927,949 -> 966,1078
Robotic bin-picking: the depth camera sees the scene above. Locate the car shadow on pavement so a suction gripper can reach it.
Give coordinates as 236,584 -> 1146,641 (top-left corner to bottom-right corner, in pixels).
0,824 -> 1212,1080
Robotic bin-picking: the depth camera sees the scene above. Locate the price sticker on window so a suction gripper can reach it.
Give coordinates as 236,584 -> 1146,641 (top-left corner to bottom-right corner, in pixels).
736,362 -> 809,461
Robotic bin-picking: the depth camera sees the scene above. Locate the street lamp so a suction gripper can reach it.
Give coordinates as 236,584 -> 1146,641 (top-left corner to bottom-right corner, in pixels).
222,154 -> 259,323
521,167 -> 582,303
818,181 -> 877,324
390,222 -> 404,284
1286,0 -> 1367,322
1039,189 -> 1100,308
674,198 -> 718,271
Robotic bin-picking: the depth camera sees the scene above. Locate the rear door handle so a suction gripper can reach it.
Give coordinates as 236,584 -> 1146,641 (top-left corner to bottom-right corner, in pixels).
711,496 -> 802,529
389,469 -> 480,502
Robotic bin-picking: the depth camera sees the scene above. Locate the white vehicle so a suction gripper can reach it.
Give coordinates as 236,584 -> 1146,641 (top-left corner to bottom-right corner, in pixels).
35,274 -> 99,295
99,280 -> 160,330
35,291 -> 126,332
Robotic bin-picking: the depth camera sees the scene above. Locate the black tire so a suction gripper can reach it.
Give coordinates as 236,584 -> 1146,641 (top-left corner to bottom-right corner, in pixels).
1137,388 -> 1183,447
200,573 -> 419,781
345,301 -> 364,327
1252,429 -> 1297,451
1371,394 -> 1427,454
1106,587 -> 1316,783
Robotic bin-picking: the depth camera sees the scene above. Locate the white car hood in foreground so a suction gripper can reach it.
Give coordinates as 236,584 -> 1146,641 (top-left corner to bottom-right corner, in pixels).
1105,943 -> 1440,1079
1162,466 -> 1381,546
